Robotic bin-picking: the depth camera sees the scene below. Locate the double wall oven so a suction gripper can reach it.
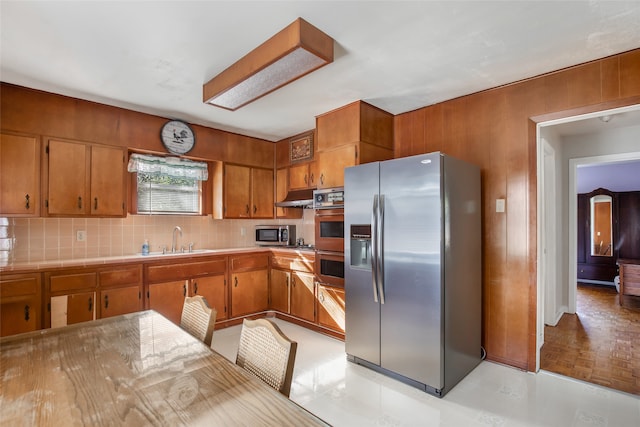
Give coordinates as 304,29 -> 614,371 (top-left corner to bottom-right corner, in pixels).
314,188 -> 345,288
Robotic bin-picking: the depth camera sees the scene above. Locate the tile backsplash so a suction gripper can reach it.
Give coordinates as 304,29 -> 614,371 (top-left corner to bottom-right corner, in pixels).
0,209 -> 315,264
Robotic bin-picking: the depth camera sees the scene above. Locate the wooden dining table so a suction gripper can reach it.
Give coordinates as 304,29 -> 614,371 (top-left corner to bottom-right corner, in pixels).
0,310 -> 329,426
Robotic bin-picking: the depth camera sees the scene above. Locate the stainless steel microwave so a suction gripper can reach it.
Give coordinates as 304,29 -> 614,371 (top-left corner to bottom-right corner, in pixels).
255,225 -> 296,246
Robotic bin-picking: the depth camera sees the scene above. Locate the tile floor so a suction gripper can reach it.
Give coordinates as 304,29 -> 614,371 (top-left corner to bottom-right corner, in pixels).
212,319 -> 640,427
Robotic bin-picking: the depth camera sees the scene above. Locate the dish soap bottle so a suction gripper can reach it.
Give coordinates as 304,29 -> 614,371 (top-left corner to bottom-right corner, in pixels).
142,239 -> 149,256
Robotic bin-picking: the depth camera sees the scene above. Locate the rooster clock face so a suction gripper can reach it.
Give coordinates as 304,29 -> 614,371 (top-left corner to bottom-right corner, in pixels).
161,120 -> 195,155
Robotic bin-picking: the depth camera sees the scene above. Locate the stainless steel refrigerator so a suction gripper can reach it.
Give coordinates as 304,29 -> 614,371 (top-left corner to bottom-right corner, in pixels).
344,152 -> 481,397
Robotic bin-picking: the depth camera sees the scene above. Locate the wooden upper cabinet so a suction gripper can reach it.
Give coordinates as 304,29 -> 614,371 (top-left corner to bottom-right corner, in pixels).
316,143 -> 393,189
316,100 -> 393,152
90,145 -> 126,216
46,139 -> 126,217
289,161 -> 317,190
315,101 -> 394,188
224,163 -> 273,219
224,164 -> 252,217
251,167 -> 274,218
0,132 -> 40,216
47,139 -> 88,215
276,168 -> 302,219
317,145 -> 357,189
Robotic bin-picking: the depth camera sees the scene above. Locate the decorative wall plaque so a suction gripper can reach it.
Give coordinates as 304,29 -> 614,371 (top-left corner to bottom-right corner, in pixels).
290,133 -> 313,163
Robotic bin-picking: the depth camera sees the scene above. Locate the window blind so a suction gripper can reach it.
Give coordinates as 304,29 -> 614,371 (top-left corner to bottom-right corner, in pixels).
128,154 -> 207,214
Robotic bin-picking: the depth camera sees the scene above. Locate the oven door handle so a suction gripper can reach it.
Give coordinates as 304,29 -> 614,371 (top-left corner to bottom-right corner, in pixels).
371,194 -> 379,303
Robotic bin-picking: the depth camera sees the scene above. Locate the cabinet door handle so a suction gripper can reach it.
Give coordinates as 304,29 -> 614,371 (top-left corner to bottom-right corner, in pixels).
320,173 -> 324,185
25,194 -> 30,210
245,205 -> 249,214
94,197 -> 98,210
234,277 -> 238,287
253,205 -> 257,214
310,173 -> 314,184
194,281 -> 198,294
183,284 -> 187,297
24,305 -> 30,321
319,291 -> 324,303
292,277 -> 296,287
304,174 -> 308,184
78,196 -> 83,209
104,294 -> 109,309
88,297 -> 93,312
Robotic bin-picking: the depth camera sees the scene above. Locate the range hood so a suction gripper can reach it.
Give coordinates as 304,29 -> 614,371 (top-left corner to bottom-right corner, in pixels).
275,188 -> 315,208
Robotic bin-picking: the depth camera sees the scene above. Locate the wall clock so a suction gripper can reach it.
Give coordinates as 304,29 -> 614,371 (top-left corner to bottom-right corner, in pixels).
161,120 -> 195,155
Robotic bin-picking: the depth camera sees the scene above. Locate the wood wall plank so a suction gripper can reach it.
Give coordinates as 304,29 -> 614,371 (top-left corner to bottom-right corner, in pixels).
393,48 -> 640,370
0,84 -> 274,168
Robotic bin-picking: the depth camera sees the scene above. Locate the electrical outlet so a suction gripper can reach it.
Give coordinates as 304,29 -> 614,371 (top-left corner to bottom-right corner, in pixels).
76,230 -> 86,242
496,199 -> 506,213
240,227 -> 246,237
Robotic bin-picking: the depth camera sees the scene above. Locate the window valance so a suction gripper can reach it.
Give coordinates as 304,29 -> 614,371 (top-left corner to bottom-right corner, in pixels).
127,153 -> 208,181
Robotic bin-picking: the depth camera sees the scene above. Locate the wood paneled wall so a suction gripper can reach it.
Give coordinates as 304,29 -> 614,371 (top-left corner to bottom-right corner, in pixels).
0,84 -> 274,168
394,49 -> 640,370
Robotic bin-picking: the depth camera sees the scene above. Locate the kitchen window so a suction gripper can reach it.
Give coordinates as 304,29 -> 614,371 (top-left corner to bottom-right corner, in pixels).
128,153 -> 208,215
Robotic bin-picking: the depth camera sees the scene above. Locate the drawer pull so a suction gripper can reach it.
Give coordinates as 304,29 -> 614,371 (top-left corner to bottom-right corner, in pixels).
25,194 -> 30,210
104,295 -> 109,309
94,197 -> 98,210
24,305 -> 30,321
234,277 -> 238,287
78,196 -> 83,209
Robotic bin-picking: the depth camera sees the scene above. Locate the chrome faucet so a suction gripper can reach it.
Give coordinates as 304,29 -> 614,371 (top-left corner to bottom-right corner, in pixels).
172,226 -> 183,253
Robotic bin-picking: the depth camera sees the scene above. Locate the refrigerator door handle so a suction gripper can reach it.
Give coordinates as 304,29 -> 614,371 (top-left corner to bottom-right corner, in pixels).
378,194 -> 385,304
371,194 -> 379,302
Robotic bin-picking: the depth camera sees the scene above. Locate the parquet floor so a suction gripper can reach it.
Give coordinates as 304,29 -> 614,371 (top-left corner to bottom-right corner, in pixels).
540,283 -> 640,395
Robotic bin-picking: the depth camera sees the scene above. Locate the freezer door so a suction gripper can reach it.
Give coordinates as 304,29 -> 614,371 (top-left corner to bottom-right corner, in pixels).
379,153 -> 443,388
345,162 -> 381,365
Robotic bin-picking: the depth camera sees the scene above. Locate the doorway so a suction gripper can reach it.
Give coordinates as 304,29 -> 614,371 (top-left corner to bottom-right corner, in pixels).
535,104 -> 640,390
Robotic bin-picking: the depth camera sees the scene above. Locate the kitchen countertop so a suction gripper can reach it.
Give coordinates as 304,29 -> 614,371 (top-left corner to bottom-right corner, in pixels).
0,247 -> 273,273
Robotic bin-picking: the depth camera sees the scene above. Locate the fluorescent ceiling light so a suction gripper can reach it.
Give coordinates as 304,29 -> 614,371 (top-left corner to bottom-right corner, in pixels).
203,18 -> 334,111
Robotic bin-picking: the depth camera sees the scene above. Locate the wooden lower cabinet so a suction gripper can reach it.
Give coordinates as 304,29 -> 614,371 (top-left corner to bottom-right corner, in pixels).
145,256 -> 229,325
290,271 -> 315,322
46,269 -> 97,328
50,291 -> 96,327
231,269 -> 269,317
317,283 -> 345,333
98,264 -> 143,318
148,280 -> 188,325
192,274 -> 228,321
269,250 -> 319,325
0,273 -> 41,337
270,268 -> 290,313
45,264 -> 142,328
99,286 -> 141,319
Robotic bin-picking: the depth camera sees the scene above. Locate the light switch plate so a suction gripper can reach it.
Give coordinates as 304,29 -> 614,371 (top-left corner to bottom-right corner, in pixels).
496,199 -> 506,213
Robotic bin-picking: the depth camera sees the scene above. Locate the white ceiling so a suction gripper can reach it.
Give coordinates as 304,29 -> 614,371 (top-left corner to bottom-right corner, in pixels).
1,1 -> 640,142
